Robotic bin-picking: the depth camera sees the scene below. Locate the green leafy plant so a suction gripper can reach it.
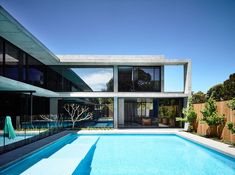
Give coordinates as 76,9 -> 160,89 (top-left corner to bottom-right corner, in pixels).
159,106 -> 170,118
200,96 -> 225,137
192,91 -> 206,104
226,98 -> 235,134
227,98 -> 235,110
176,98 -> 197,131
201,97 -> 225,126
227,122 -> 235,134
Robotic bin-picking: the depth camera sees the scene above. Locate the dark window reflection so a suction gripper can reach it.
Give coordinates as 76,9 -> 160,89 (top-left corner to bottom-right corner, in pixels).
118,66 -> 161,92
21,53 -> 27,82
5,42 -> 19,80
118,67 -> 133,91
0,38 -> 3,76
28,56 -> 45,87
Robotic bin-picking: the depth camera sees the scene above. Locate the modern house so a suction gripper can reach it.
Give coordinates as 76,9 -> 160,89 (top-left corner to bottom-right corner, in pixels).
0,6 -> 191,129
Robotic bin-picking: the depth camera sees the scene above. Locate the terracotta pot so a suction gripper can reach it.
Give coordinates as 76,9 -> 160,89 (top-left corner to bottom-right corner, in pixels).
142,118 -> 152,126
162,118 -> 168,125
169,119 -> 175,127
206,125 -> 217,137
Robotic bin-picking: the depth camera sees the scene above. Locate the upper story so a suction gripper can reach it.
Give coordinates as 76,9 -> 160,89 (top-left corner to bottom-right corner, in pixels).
0,6 -> 191,98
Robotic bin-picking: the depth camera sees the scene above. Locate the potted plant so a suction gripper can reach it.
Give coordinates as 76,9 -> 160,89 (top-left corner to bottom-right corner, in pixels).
201,96 -> 225,137
159,106 -> 169,125
168,107 -> 177,127
142,117 -> 152,126
176,98 -> 197,132
158,106 -> 163,123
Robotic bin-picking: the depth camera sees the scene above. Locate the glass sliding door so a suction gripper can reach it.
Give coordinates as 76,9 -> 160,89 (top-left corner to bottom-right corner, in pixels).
123,98 -> 156,127
122,98 -> 184,128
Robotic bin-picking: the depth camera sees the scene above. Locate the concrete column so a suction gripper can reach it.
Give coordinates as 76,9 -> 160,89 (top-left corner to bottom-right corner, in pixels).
113,97 -> 118,128
50,98 -> 58,116
118,98 -> 125,125
183,97 -> 188,108
114,65 -> 118,93
183,97 -> 189,129
161,65 -> 164,92
184,61 -> 192,95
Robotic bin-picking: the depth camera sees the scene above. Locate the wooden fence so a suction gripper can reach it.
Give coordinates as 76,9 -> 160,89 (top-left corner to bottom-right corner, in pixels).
193,101 -> 235,143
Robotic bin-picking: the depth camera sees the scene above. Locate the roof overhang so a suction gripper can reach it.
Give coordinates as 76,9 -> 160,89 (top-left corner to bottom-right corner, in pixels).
0,76 -> 59,97
57,55 -> 190,66
0,6 -> 60,65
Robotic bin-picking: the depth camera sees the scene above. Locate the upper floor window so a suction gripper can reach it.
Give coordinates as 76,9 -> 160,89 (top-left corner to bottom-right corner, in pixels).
71,67 -> 113,92
118,66 -> 161,92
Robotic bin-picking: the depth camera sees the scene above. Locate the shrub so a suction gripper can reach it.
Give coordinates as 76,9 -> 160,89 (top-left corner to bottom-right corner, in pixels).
223,73 -> 235,100
201,97 -> 225,126
192,91 -> 206,104
227,98 -> 235,110
206,84 -> 224,101
226,98 -> 235,134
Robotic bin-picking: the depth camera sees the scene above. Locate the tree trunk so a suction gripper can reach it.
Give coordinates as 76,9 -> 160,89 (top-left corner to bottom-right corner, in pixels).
206,125 -> 217,137
72,121 -> 75,128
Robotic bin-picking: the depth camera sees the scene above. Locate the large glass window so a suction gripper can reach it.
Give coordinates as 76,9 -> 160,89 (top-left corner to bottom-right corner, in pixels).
122,98 -> 183,128
19,52 -> 27,82
118,67 -> 133,92
118,66 -> 161,92
59,97 -> 114,128
28,55 -> 45,88
5,42 -> 20,80
71,67 -> 113,92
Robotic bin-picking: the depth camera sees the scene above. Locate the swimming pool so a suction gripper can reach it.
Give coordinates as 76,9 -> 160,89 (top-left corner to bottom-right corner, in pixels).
1,134 -> 235,175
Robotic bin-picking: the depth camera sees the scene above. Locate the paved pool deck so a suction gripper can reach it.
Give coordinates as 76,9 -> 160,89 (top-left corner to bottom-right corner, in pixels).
0,129 -> 235,170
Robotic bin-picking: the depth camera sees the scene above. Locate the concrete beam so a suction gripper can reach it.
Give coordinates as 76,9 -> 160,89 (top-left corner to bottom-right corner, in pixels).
57,55 -> 190,66
59,92 -> 189,98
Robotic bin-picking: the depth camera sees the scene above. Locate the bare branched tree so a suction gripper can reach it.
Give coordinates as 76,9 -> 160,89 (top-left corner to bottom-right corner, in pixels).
64,104 -> 93,128
40,114 -> 58,121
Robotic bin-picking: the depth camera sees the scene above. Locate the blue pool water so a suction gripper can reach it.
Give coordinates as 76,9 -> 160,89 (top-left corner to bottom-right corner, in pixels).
1,134 -> 235,175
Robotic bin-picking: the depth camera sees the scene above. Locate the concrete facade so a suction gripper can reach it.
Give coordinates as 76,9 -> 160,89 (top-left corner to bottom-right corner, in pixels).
55,56 -> 191,128
0,6 -> 192,129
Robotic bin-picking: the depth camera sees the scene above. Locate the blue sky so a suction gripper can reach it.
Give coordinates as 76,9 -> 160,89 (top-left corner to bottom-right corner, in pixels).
1,0 -> 235,92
